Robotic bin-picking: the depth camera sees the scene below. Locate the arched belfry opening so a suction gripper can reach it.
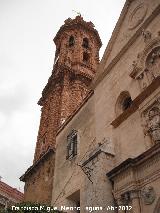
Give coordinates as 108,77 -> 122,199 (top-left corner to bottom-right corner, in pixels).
82,37 -> 89,48
69,35 -> 75,47
83,52 -> 90,63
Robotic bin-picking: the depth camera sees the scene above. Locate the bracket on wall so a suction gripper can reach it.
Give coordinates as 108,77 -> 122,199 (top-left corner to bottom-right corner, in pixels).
77,149 -> 101,184
78,164 -> 93,184
78,140 -> 115,184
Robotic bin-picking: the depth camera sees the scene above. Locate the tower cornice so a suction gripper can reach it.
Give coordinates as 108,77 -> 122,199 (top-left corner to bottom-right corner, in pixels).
38,62 -> 94,106
54,15 -> 102,48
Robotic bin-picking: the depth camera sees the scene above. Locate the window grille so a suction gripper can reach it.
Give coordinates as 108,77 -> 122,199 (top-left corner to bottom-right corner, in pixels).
66,129 -> 78,160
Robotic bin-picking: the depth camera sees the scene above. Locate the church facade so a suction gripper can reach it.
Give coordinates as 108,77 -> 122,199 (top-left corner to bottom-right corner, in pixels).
20,0 -> 160,212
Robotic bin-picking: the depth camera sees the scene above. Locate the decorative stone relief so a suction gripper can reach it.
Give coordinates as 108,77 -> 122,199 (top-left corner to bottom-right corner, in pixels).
129,35 -> 160,91
81,165 -> 93,183
142,30 -> 152,43
128,3 -> 147,30
146,46 -> 160,81
142,99 -> 160,144
141,185 -> 156,205
145,106 -> 160,143
121,191 -> 131,205
99,137 -> 115,155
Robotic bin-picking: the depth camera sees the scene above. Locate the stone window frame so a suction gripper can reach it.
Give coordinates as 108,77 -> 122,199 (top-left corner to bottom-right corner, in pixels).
66,129 -> 78,160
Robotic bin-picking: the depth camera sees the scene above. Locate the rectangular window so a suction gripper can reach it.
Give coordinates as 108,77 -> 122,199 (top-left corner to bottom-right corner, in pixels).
66,130 -> 78,160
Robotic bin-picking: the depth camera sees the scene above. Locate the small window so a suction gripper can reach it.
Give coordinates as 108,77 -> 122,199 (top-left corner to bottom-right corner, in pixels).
82,38 -> 89,48
69,36 -> 75,47
115,91 -> 133,116
66,130 -> 78,160
122,97 -> 132,111
83,52 -> 90,63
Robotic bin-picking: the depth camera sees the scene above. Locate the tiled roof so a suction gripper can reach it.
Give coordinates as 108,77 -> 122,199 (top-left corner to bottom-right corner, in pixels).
0,181 -> 24,202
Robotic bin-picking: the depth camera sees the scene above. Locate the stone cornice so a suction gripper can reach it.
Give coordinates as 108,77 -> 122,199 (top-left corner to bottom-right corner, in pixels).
38,62 -> 94,106
91,3 -> 160,89
107,143 -> 160,180
81,145 -> 114,167
20,148 -> 55,182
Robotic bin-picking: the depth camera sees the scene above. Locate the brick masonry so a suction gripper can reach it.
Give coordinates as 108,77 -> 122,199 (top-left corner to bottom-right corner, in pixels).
21,15 -> 102,204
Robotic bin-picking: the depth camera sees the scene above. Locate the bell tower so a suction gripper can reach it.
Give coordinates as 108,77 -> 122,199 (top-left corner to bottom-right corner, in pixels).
21,16 -> 101,204
34,15 -> 102,162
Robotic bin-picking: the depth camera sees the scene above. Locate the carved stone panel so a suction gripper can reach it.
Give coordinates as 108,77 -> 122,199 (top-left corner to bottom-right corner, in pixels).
146,46 -> 160,82
142,99 -> 160,144
128,3 -> 147,30
141,185 -> 156,205
130,36 -> 160,92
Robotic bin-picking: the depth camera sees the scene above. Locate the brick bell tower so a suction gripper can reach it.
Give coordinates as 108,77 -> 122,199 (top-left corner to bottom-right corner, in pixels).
20,15 -> 101,204
34,15 -> 102,161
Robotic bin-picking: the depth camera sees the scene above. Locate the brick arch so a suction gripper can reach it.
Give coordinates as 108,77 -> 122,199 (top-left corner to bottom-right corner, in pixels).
154,197 -> 160,213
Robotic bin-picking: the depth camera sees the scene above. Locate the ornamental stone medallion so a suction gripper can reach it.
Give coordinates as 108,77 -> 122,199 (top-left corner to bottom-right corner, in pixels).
141,186 -> 156,205
128,3 -> 147,30
144,101 -> 160,144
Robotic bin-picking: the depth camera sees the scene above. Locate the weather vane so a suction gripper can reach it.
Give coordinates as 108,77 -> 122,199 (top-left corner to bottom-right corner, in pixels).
72,10 -> 82,16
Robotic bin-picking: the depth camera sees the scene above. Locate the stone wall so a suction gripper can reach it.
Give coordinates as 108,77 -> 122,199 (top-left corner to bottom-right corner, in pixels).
24,152 -> 55,204
52,1 -> 160,212
94,3 -> 160,165
52,95 -> 116,212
